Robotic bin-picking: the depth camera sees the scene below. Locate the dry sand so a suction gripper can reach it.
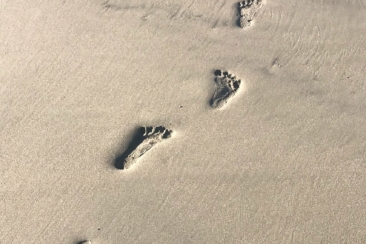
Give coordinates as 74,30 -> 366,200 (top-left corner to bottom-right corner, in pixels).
1,0 -> 366,243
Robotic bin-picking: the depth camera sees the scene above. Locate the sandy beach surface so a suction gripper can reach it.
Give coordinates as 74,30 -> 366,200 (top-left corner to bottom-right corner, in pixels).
1,0 -> 366,243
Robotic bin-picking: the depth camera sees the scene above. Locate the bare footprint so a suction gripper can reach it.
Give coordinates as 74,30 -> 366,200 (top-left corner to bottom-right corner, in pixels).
77,241 -> 91,244
114,126 -> 172,170
210,70 -> 241,109
237,0 -> 263,28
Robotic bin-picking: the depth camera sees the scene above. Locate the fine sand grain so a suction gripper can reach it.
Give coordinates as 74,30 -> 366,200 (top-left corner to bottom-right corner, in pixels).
1,0 -> 366,243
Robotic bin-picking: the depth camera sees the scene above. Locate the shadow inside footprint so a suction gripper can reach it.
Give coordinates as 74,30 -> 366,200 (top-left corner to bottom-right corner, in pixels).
114,126 -> 172,170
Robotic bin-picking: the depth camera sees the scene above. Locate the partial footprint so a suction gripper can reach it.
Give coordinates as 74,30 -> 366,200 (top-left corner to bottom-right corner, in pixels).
210,70 -> 241,109
114,126 -> 172,170
77,241 -> 91,244
237,0 -> 263,28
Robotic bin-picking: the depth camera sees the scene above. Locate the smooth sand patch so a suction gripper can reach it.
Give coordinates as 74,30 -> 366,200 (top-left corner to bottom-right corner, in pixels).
1,0 -> 366,243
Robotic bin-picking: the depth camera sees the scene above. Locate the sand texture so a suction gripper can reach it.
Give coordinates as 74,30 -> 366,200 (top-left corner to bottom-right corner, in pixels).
1,0 -> 366,243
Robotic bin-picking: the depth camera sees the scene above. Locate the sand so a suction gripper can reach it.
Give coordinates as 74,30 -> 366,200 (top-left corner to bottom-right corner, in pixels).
1,0 -> 366,243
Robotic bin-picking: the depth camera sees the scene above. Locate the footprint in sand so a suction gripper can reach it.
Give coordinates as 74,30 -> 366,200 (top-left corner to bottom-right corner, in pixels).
77,241 -> 91,244
237,0 -> 263,28
114,126 -> 172,170
210,70 -> 242,109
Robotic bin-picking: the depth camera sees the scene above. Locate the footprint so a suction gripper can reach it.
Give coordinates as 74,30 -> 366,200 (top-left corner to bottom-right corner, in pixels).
114,126 -> 172,170
77,241 -> 91,244
237,0 -> 263,28
210,70 -> 241,109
